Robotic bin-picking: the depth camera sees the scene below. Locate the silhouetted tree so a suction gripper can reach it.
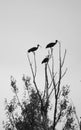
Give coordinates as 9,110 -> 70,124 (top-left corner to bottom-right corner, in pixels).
3,41 -> 80,130
27,41 -> 79,130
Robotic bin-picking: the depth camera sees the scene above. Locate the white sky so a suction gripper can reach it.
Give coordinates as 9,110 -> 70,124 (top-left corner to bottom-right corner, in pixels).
0,0 -> 81,129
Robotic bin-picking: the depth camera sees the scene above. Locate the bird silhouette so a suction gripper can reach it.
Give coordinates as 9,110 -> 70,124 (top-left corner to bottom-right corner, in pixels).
42,55 -> 50,64
46,40 -> 58,48
28,44 -> 40,53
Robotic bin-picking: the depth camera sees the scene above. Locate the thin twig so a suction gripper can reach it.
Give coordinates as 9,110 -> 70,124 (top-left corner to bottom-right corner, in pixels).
43,63 -> 49,104
48,72 -> 57,90
48,63 -> 57,98
49,68 -> 67,98
27,52 -> 35,78
33,52 -> 37,77
57,42 -> 61,97
61,49 -> 67,68
55,110 -> 62,125
51,48 -> 54,76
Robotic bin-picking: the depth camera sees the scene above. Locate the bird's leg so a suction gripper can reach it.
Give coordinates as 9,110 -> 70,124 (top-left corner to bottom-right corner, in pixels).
33,52 -> 37,77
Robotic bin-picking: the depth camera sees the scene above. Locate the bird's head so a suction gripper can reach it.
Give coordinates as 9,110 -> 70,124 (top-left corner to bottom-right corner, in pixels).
46,54 -> 51,60
37,44 -> 40,47
37,44 -> 42,48
55,40 -> 58,43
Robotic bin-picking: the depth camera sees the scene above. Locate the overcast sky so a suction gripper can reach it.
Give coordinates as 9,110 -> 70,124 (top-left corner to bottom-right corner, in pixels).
0,0 -> 81,129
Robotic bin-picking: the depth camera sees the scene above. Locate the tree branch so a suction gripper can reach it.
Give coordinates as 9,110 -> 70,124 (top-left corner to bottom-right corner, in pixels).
49,67 -> 67,99
57,42 -> 61,97
27,52 -> 43,112
27,52 -> 35,78
55,110 -> 62,125
33,52 -> 37,77
61,49 -> 67,68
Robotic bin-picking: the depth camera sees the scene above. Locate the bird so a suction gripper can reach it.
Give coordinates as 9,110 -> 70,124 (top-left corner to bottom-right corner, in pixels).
46,40 -> 58,49
41,55 -> 50,64
28,44 -> 40,53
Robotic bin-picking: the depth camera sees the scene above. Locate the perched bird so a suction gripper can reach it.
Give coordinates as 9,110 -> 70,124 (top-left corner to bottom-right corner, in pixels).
42,55 -> 50,64
46,40 -> 58,49
28,44 -> 40,53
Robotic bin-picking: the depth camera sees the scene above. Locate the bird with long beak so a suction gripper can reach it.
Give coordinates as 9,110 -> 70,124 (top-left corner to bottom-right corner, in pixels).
41,55 -> 50,64
27,44 -> 41,77
46,40 -> 58,49
46,40 -> 58,56
28,44 -> 40,53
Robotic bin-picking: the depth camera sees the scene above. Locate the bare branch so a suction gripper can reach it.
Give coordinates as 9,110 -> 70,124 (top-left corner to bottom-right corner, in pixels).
33,52 -> 37,77
48,63 -> 52,79
48,72 -> 57,89
48,72 -> 57,99
62,68 -> 68,78
49,68 -> 67,99
53,95 -> 58,129
61,49 -> 67,68
52,42 -> 68,130
43,63 -> 49,103
56,109 -> 68,126
27,52 -> 43,108
48,80 -> 53,89
48,62 -> 57,98
55,110 -> 62,125
27,52 -> 35,78
48,62 -> 57,90
51,48 -> 54,76
43,65 -> 49,100
57,43 -> 67,98
48,43 -> 67,100
56,42 -> 61,97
